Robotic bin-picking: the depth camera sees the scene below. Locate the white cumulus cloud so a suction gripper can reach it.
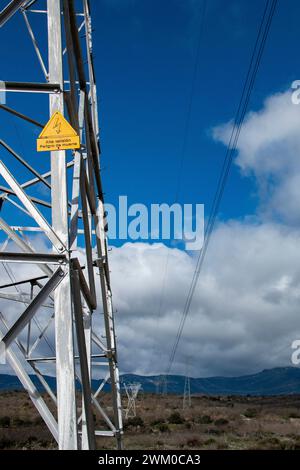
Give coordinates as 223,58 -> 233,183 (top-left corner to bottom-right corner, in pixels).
213,90 -> 300,224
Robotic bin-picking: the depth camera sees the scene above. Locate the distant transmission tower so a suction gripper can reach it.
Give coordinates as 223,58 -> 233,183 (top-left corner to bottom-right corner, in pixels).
124,383 -> 141,419
0,0 -> 123,450
153,379 -> 160,395
161,374 -> 168,395
183,358 -> 191,409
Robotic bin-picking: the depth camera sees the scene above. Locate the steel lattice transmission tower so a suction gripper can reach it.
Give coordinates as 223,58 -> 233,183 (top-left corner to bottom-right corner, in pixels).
183,375 -> 191,409
183,358 -> 191,409
0,0 -> 123,450
124,383 -> 141,419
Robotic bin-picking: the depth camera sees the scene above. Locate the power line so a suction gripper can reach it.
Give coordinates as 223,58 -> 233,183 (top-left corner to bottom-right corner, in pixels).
154,0 -> 207,393
156,0 -> 207,322
166,0 -> 278,375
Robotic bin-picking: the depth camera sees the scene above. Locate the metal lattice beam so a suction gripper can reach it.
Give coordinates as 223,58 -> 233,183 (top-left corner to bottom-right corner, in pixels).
0,0 -> 123,450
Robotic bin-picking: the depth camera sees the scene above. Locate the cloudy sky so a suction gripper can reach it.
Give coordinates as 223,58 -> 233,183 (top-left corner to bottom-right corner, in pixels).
112,89 -> 300,377
1,1 -> 300,378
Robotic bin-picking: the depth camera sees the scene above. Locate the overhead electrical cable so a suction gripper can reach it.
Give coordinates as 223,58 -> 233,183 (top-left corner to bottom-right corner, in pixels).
154,0 -> 207,393
166,0 -> 278,375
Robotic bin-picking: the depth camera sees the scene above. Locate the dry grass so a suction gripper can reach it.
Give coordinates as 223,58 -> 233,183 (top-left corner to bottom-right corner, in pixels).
1,391 -> 300,449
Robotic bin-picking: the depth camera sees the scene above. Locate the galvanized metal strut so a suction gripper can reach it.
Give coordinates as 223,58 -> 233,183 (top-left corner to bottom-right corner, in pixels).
0,0 -> 123,450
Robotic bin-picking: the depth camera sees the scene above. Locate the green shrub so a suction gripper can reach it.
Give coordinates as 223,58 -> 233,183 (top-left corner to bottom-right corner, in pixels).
214,418 -> 229,426
288,412 -> 300,419
150,418 -> 165,426
38,439 -> 50,448
186,437 -> 201,448
13,417 -> 26,426
33,416 -> 44,426
198,414 -> 213,424
204,438 -> 216,445
158,423 -> 169,433
0,416 -> 10,427
125,416 -> 144,428
0,437 -> 14,449
207,427 -> 223,436
168,412 -> 184,424
244,408 -> 258,418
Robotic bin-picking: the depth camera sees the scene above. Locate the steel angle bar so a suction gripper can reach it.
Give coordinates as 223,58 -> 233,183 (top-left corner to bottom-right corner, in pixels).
81,307 -> 91,450
22,10 -> 48,79
64,92 -> 78,133
0,252 -> 66,264
0,267 -> 64,356
84,93 -> 103,200
71,258 -> 96,310
0,139 -> 51,189
0,190 -> 75,214
0,274 -> 48,289
25,9 -> 47,13
94,205 -> 111,289
79,168 -> 96,306
20,159 -> 75,191
84,161 -> 96,215
30,362 -> 57,405
66,2 -> 103,199
0,161 -> 66,252
65,0 -> 86,89
91,395 -> 116,433
0,161 -> 78,216
0,312 -> 57,406
94,431 -> 115,437
0,0 -> 28,27
90,362 -> 108,367
27,356 -> 56,362
3,195 -> 32,217
28,312 -> 54,357
92,331 -> 108,354
70,90 -> 86,249
94,199 -> 123,439
93,372 -> 110,399
62,2 -> 79,130
76,375 -> 116,433
3,82 -> 60,93
62,17 -> 85,57
0,185 -> 52,209
69,151 -> 84,246
82,87 -> 97,219
28,9 -> 85,16
0,292 -> 53,308
27,353 -> 105,363
83,0 -> 99,135
71,269 -> 95,449
78,371 -> 110,423
48,0 -> 78,450
0,104 -> 44,128
22,0 -> 38,9
0,217 -> 53,277
0,226 -> 43,232
0,325 -> 58,442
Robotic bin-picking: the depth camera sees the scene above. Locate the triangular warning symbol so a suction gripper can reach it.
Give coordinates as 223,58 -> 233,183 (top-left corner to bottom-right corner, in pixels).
37,111 -> 80,152
39,111 -> 78,138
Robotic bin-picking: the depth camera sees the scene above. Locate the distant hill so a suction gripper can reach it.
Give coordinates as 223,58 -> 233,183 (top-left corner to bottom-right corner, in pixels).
121,367 -> 300,395
1,367 -> 300,395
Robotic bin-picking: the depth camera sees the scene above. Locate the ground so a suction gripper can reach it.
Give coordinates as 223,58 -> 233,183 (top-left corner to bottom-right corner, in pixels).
1,391 -> 300,450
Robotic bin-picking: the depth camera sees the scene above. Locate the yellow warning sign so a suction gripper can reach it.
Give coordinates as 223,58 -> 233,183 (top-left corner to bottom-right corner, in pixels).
37,111 -> 80,152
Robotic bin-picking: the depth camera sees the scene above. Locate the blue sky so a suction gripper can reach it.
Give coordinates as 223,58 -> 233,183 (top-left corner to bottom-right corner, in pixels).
2,1 -> 300,377
0,0 -> 297,241
92,0 -> 298,226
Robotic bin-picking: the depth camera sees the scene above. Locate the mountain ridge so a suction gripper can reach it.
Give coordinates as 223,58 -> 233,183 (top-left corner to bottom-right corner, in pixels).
1,366 -> 300,395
